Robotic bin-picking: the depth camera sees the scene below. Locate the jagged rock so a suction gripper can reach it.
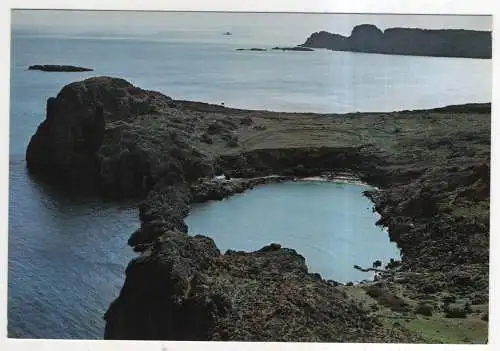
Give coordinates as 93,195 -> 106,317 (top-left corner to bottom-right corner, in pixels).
105,235 -> 384,342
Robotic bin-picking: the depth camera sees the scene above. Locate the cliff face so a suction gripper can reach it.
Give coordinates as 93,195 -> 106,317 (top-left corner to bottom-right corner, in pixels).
301,24 -> 492,58
26,77 -> 490,342
26,77 -> 212,199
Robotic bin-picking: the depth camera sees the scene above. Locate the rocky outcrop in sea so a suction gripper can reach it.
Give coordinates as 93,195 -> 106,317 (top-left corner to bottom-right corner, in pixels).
28,64 -> 93,72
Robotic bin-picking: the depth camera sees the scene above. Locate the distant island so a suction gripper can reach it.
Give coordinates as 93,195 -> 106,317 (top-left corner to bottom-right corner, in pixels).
28,65 -> 93,72
236,48 -> 267,51
236,46 -> 315,52
272,46 -> 314,52
300,24 -> 491,59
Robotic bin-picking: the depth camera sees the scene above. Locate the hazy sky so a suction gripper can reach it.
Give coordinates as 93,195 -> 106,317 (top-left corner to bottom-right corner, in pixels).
12,10 -> 492,32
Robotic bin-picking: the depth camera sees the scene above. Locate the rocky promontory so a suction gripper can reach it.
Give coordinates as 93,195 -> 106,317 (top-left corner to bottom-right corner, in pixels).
28,64 -> 93,72
300,24 -> 492,58
26,77 -> 490,343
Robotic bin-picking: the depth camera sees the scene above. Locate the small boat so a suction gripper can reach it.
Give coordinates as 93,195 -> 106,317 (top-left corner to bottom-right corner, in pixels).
223,32 -> 232,36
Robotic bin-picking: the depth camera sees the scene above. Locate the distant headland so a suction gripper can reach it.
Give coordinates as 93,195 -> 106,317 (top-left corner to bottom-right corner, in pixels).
300,24 -> 491,59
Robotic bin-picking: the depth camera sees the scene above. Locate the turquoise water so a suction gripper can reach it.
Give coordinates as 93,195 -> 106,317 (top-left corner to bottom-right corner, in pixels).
186,181 -> 400,283
8,11 -> 490,339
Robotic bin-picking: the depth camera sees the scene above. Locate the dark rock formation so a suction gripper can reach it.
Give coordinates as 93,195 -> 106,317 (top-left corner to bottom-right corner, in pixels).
236,48 -> 267,51
26,76 -> 211,199
104,235 -> 393,341
300,24 -> 492,58
236,47 -> 315,52
272,46 -> 315,52
28,65 -> 93,72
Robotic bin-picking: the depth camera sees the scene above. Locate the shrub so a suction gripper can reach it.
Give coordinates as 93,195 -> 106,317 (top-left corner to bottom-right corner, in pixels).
481,312 -> 488,322
415,303 -> 433,316
366,286 -> 384,298
240,116 -> 253,125
471,294 -> 488,305
200,133 -> 213,144
445,304 -> 468,318
385,258 -> 401,270
419,283 -> 438,294
365,286 -> 409,312
441,294 -> 457,304
226,139 -> 239,148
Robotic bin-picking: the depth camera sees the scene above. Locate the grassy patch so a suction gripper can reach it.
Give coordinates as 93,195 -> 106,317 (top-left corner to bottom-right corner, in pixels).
405,315 -> 488,344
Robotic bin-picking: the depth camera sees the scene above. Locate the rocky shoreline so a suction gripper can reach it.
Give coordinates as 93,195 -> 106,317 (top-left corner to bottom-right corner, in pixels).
26,77 -> 490,342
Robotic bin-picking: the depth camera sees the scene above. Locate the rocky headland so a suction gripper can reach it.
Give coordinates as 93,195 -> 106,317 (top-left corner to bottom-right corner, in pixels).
300,24 -> 492,59
28,64 -> 93,72
26,77 -> 490,343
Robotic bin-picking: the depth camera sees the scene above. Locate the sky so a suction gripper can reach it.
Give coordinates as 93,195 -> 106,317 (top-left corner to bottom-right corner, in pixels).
11,10 -> 492,35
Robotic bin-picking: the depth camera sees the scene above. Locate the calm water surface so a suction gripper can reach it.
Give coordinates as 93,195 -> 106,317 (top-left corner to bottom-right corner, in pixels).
186,181 -> 399,283
8,12 -> 491,339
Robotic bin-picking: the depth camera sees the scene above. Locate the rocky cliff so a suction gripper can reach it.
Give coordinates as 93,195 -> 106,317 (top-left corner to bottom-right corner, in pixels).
301,24 -> 492,58
26,77 -> 212,199
26,77 -> 490,342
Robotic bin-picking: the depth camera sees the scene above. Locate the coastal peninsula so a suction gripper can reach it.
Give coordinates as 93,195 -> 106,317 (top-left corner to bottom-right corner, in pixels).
26,77 -> 490,342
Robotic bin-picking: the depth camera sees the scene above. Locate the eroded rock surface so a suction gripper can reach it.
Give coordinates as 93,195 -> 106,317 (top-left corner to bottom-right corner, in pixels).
105,239 -> 405,342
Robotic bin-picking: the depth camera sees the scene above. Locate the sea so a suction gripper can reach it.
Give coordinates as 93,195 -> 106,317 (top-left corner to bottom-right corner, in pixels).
7,11 -> 492,339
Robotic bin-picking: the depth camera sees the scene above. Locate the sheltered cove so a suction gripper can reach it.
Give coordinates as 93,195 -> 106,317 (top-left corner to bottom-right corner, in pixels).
26,77 -> 490,342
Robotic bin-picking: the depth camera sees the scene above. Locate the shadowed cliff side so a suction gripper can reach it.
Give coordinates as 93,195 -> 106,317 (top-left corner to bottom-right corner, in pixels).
26,77 -> 490,342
